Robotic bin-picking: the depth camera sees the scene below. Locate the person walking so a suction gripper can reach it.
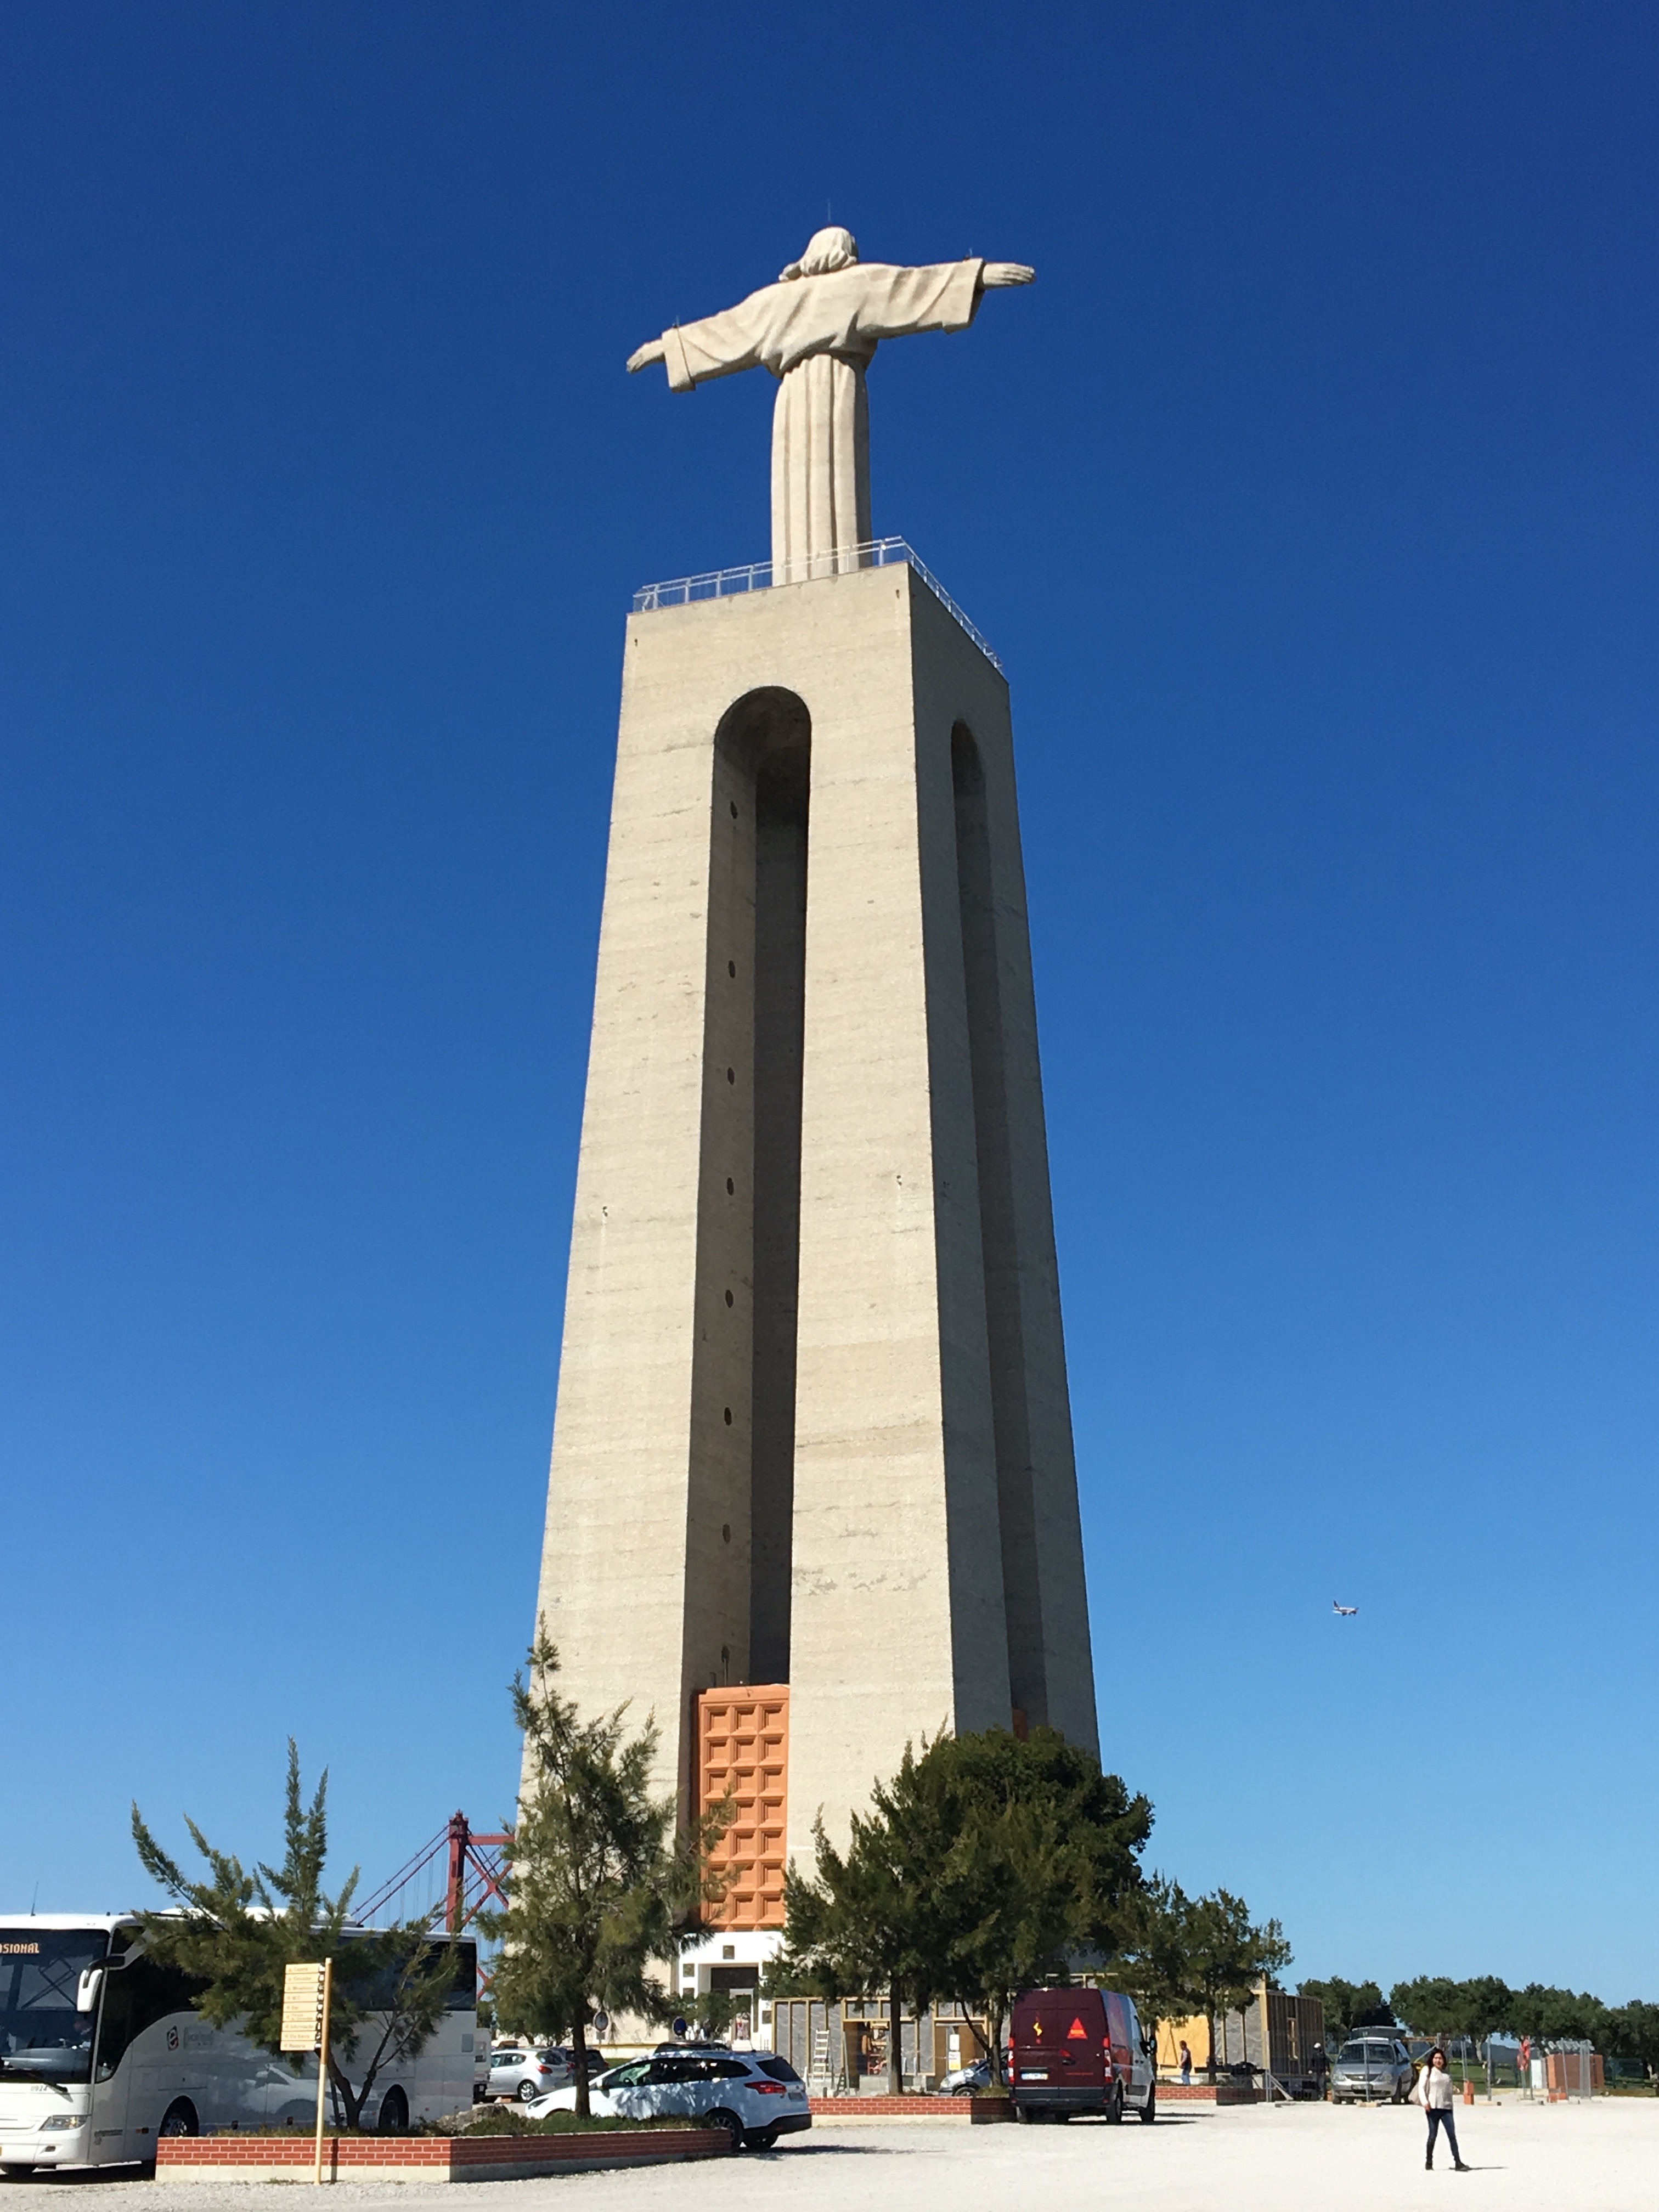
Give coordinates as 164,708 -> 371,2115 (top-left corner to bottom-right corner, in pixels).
1418,2047 -> 1469,2170
1178,2040 -> 1193,2086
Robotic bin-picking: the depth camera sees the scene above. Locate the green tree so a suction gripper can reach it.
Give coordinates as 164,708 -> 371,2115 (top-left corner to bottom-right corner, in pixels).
1461,1975 -> 1515,2046
1111,1875 -> 1200,2052
1602,2001 -> 1659,2084
478,1628 -> 729,2118
684,1987 -> 741,2042
921,1729 -> 1151,2078
1392,1975 -> 1525,2049
779,1726 -> 1153,2089
1297,1978 -> 1391,2046
1507,1982 -> 1608,2047
776,1804 -> 936,2094
1183,1889 -> 1293,2079
1390,1976 -> 1465,2040
131,1743 -> 456,2130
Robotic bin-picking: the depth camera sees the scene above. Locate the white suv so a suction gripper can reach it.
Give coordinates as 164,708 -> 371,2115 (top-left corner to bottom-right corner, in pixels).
527,2048 -> 811,2150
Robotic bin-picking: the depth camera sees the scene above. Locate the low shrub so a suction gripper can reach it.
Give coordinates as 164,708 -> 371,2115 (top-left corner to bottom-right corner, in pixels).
445,2107 -> 694,2137
195,2112 -> 692,2142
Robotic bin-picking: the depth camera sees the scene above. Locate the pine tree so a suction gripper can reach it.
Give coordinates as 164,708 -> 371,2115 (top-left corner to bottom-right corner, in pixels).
779,1727 -> 1153,2090
132,1744 -> 457,2129
479,1627 -> 727,2118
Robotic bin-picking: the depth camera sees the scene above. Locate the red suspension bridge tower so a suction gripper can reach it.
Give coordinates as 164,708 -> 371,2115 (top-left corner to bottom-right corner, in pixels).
355,1814 -> 509,1936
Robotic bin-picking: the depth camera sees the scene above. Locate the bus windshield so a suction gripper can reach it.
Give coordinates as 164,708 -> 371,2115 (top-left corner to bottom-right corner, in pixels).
0,1929 -> 108,2085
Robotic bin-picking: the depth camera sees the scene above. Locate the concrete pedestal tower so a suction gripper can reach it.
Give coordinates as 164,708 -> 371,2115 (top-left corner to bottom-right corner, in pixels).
532,232 -> 1096,1934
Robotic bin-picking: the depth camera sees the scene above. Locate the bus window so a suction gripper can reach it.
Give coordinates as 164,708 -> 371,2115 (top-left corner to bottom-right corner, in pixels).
446,1943 -> 477,2011
0,1928 -> 106,2085
337,1938 -> 475,2013
94,1957 -> 205,2081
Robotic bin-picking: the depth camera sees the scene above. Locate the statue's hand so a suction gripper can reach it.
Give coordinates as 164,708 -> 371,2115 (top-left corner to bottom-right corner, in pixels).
980,262 -> 1035,287
627,338 -> 667,374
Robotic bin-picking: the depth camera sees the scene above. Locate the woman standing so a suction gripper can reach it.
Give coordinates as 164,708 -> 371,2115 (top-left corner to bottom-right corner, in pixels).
1418,2047 -> 1470,2170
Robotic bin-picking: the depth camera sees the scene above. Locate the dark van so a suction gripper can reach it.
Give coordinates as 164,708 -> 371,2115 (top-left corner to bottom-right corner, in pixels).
1008,1988 -> 1156,2124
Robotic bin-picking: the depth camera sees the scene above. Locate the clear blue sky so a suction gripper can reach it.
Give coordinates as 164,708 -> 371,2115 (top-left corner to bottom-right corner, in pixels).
3,2 -> 1656,2000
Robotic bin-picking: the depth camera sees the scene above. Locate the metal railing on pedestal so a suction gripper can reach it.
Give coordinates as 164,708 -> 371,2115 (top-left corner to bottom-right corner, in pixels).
631,537 -> 1004,674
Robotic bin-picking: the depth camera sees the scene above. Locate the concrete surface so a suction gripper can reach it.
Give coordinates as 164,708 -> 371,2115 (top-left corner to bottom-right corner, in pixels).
533,557 -> 1096,1873
12,2098 -> 1657,2209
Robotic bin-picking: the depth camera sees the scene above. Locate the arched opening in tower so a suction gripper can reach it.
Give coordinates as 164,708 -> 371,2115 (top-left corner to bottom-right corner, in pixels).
951,719 -> 1047,1728
698,687 -> 810,1694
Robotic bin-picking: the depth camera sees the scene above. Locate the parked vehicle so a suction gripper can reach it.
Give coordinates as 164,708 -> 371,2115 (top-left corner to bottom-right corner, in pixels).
1008,1988 -> 1156,2124
1330,2035 -> 1414,2104
0,1914 -> 478,2176
941,2056 -> 991,2095
528,2049 -> 811,2150
489,2046 -> 617,2100
489,2048 -> 573,2101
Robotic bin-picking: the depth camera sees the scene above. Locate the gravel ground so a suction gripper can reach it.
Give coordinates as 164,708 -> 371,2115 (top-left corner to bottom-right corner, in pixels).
5,2097 -> 1656,2212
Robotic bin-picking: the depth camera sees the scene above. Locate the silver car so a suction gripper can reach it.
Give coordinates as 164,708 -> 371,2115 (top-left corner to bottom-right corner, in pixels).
488,2047 -> 573,2101
941,2056 -> 991,2095
1331,2035 -> 1414,2103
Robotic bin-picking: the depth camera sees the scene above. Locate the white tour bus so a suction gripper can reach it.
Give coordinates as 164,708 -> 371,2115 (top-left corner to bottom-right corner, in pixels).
0,1914 -> 478,2176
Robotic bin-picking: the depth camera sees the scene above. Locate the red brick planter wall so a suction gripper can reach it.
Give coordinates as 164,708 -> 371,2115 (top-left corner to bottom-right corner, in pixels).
155,2129 -> 732,2182
809,2095 -> 1013,2121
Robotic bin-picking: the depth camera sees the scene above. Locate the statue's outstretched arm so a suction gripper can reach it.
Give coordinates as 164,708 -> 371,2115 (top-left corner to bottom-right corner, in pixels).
627,338 -> 668,374
980,263 -> 1035,287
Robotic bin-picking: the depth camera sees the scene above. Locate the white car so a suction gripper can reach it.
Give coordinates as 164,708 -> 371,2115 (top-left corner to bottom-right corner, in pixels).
527,2048 -> 811,2150
941,2056 -> 991,2095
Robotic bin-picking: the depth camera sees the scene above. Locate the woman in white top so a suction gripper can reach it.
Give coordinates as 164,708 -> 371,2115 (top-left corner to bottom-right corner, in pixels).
1417,2047 -> 1469,2170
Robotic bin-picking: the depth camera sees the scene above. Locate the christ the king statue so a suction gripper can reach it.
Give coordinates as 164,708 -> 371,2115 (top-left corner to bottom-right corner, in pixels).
628,227 -> 1033,582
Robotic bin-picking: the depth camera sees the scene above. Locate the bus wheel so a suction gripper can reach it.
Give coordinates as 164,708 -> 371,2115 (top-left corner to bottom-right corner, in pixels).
1,2166 -> 38,2180
159,2101 -> 200,2138
378,2089 -> 409,2135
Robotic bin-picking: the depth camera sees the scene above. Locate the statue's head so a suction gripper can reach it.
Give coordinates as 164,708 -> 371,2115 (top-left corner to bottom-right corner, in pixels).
778,227 -> 859,281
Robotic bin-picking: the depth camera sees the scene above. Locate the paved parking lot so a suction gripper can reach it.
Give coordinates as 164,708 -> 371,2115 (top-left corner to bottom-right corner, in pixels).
8,2097 -> 1657,2211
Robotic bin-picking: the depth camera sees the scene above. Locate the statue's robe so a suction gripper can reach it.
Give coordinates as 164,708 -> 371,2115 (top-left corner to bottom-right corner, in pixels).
657,259 -> 985,578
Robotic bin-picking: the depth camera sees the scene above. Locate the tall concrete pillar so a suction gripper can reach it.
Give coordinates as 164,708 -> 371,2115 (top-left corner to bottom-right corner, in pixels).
531,558 -> 1096,1882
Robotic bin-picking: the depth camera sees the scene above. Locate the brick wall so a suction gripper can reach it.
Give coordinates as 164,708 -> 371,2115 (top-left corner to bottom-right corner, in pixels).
155,2129 -> 731,2179
808,2095 -> 1012,2121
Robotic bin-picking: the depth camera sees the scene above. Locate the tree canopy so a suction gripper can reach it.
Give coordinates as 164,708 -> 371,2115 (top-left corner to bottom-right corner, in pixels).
1305,1971 -> 1659,2078
780,1725 -> 1156,2086
131,1743 -> 456,2130
1296,1978 -> 1392,2041
478,1627 -> 728,2115
1120,1882 -> 1290,2074
1184,1890 -> 1292,2026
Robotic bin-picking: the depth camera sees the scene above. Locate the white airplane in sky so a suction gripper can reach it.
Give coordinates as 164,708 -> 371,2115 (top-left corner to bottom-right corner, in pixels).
1332,1600 -> 1358,1616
